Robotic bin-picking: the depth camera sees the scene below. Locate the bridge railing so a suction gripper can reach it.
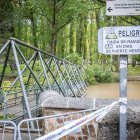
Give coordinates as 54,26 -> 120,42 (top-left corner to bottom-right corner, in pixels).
0,38 -> 87,121
17,100 -> 119,140
0,100 -> 119,140
0,83 -> 86,121
17,108 -> 96,140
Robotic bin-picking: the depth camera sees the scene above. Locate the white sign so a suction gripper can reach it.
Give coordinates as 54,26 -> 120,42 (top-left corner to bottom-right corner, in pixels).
106,0 -> 140,16
98,26 -> 140,55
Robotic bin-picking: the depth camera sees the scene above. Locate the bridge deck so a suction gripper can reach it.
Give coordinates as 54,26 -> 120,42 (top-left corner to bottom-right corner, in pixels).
0,94 -> 41,122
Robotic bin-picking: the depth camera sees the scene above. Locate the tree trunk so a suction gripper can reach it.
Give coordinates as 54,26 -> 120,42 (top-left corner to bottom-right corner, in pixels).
50,0 -> 57,55
50,32 -> 57,54
69,19 -> 77,54
95,10 -> 100,29
30,10 -> 38,48
90,14 -> 94,64
77,17 -> 82,55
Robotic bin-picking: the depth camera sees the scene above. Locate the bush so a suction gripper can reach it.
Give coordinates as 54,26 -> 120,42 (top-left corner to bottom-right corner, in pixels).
65,53 -> 82,65
93,64 -> 112,83
84,64 -> 118,85
83,65 -> 97,85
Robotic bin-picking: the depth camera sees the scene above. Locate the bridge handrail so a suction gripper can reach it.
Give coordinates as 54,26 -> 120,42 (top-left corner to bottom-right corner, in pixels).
10,37 -> 81,68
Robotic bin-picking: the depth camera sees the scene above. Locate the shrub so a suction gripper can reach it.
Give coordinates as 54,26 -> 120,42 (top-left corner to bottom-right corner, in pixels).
83,65 -> 96,85
84,64 -> 118,84
93,64 -> 112,83
65,53 -> 82,65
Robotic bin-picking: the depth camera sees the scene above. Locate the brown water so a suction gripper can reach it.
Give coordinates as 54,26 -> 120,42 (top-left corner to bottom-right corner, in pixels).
86,81 -> 140,99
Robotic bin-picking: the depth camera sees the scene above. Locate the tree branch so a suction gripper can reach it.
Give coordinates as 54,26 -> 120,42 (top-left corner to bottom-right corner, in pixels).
87,5 -> 104,11
56,18 -> 72,33
131,16 -> 140,22
96,0 -> 106,5
56,0 -> 67,13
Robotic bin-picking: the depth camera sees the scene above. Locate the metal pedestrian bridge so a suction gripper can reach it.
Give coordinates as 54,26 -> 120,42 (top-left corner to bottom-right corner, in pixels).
0,39 -> 121,139
0,38 -> 87,122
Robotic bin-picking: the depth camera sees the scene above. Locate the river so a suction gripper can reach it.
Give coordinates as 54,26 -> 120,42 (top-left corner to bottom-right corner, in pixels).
86,81 -> 140,99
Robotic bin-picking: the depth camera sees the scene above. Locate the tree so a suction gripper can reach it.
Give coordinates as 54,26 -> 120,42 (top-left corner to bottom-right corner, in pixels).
39,0 -> 90,54
0,0 -> 15,45
16,0 -> 39,48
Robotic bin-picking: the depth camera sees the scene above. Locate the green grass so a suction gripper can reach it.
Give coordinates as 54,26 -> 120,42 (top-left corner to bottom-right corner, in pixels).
128,65 -> 140,76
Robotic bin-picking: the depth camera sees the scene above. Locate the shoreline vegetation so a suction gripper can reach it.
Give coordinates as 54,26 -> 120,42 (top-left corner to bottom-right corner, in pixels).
1,62 -> 140,89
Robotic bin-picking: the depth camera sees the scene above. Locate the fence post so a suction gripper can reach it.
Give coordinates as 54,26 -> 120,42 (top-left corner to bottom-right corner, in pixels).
0,88 -> 4,109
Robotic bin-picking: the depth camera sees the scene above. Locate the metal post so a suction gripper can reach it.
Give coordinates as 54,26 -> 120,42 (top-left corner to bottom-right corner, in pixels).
15,45 -> 44,92
26,52 -> 38,86
6,52 -> 37,94
73,66 -> 86,94
38,52 -> 51,89
0,46 -> 10,87
68,64 -> 83,96
30,58 -> 52,88
3,97 -> 8,118
41,58 -> 53,86
119,55 -> 127,140
22,96 -> 26,117
41,56 -> 65,96
55,60 -> 76,97
11,40 -> 34,128
63,62 -> 77,97
35,88 -> 39,116
32,71 -> 43,87
77,67 -> 87,89
0,88 -> 3,109
53,58 -> 68,96
14,87 -> 17,105
0,40 -> 10,56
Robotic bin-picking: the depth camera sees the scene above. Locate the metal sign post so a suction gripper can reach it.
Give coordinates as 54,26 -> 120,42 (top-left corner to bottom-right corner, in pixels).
119,55 -> 127,140
98,26 -> 140,140
105,1 -> 140,138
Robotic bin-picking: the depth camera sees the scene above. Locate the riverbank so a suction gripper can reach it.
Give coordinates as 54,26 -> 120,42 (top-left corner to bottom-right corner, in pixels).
96,99 -> 140,140
128,75 -> 140,81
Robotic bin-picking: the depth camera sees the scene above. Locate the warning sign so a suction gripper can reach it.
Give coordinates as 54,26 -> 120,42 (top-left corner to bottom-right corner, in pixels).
98,26 -> 140,55
106,0 -> 140,16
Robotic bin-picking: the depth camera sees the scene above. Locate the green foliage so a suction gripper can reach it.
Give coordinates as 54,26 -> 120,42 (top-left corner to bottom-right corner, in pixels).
84,64 -> 119,85
0,0 -> 14,45
65,53 -> 82,65
112,73 -> 119,82
1,0 -> 140,87
128,65 -> 140,76
93,64 -> 112,83
0,114 -> 15,120
0,65 -> 13,76
132,55 -> 140,65
84,65 -> 96,85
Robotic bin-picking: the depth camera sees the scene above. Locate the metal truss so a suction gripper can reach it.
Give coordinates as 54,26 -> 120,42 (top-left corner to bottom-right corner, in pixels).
0,38 -> 87,121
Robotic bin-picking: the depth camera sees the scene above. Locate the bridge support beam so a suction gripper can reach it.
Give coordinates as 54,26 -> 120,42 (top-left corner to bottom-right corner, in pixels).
11,41 -> 34,128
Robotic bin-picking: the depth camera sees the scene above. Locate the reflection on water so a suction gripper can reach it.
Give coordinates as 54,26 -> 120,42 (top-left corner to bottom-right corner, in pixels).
86,81 -> 140,99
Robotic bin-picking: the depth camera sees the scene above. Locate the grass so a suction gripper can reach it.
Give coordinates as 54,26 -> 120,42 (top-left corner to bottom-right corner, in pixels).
128,65 -> 140,76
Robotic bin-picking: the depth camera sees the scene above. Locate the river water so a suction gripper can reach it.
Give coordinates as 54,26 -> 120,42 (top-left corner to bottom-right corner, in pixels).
86,81 -> 140,99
